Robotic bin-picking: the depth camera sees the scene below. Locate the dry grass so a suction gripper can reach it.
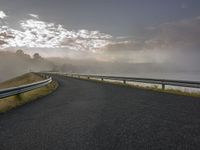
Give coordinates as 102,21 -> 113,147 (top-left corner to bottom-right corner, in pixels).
0,73 -> 43,89
0,73 -> 58,113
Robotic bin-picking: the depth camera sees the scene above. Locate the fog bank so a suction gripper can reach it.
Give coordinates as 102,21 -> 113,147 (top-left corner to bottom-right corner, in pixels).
0,50 -> 54,82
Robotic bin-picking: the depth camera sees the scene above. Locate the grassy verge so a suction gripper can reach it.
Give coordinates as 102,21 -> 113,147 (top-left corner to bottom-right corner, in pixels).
0,73 -> 58,113
70,76 -> 200,98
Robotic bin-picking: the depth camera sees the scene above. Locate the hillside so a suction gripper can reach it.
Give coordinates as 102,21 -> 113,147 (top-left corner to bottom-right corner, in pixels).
0,72 -> 58,112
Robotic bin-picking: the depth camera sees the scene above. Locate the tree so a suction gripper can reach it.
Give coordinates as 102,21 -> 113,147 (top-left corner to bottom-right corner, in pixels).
16,49 -> 31,59
16,49 -> 24,55
33,53 -> 42,60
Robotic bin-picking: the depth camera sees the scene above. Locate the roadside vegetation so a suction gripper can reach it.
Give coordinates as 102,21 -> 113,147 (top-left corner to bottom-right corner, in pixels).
0,73 -> 58,113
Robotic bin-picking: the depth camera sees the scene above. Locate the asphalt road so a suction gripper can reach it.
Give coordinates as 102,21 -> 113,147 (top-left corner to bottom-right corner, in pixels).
0,75 -> 200,150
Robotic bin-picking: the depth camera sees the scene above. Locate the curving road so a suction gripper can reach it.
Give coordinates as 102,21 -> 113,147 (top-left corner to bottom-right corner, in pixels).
0,75 -> 200,150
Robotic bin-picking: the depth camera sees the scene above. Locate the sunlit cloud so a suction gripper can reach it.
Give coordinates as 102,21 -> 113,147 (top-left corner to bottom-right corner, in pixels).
29,14 -> 39,19
0,10 -> 7,19
0,14 -> 115,52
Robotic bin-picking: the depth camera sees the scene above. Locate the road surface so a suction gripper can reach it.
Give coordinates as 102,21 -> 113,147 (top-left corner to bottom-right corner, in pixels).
0,75 -> 200,150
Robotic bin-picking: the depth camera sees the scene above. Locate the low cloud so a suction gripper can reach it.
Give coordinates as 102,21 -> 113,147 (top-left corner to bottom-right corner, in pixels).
144,16 -> 200,51
102,40 -> 144,53
101,16 -> 200,54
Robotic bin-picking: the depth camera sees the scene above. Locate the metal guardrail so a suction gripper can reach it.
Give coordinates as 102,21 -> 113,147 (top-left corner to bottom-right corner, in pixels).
0,77 -> 52,99
47,72 -> 200,90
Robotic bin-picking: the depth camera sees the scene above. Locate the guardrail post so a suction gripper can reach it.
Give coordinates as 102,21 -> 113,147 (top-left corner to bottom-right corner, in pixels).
88,76 -> 90,79
162,83 -> 165,90
123,80 -> 126,84
101,78 -> 104,81
16,93 -> 23,101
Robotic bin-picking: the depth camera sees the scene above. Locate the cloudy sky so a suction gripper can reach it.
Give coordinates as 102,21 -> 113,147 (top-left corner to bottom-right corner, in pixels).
0,0 -> 200,64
